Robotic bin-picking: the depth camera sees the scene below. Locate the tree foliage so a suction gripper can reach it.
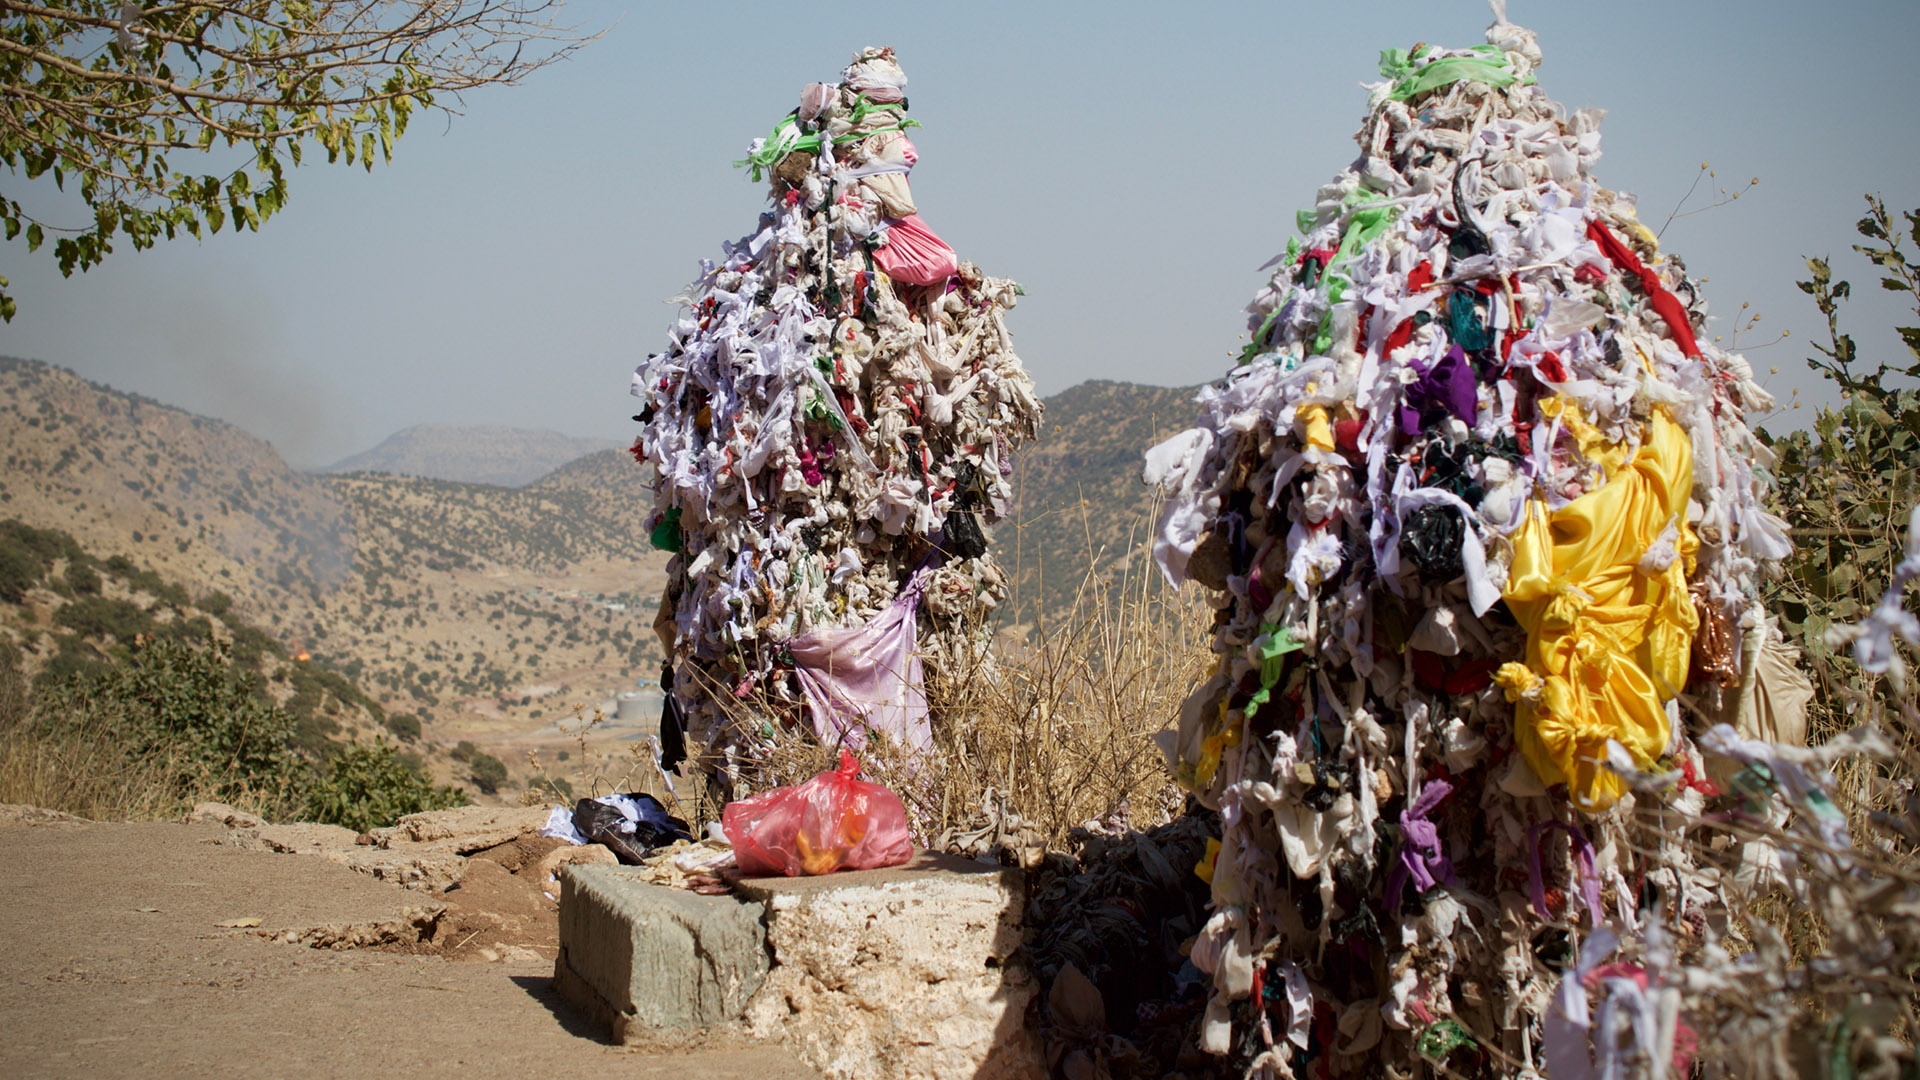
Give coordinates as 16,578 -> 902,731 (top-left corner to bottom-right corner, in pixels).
304,739 -> 463,832
45,634 -> 310,809
0,0 -> 584,320
1765,194 -> 1920,735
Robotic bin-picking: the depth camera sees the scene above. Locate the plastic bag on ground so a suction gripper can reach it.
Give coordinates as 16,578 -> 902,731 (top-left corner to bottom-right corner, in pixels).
722,750 -> 914,876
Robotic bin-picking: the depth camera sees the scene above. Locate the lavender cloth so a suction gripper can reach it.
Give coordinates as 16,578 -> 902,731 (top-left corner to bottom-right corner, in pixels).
788,569 -> 933,755
1528,819 -> 1604,925
1383,778 -> 1457,910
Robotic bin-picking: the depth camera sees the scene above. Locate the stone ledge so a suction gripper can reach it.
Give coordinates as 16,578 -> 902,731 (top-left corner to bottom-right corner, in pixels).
555,864 -> 769,1034
555,851 -> 1042,1080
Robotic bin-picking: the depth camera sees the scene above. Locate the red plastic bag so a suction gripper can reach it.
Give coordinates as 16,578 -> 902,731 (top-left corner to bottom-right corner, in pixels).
722,750 -> 914,876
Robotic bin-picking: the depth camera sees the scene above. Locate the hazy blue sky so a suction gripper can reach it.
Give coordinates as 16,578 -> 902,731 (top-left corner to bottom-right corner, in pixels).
5,0 -> 1918,467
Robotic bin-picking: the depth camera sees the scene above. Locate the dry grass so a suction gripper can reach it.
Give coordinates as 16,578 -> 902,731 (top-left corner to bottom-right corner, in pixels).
910,550 -> 1211,846
0,667 -> 187,820
538,503 -> 1214,849
751,506 -> 1212,849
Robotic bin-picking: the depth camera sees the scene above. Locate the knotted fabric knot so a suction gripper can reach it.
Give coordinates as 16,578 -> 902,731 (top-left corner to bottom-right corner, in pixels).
1382,779 -> 1456,911
1494,662 -> 1542,704
1542,580 -> 1593,630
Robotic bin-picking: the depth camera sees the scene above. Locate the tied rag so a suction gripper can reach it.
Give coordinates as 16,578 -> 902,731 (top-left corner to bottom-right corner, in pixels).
788,567 -> 934,755
1498,408 -> 1699,811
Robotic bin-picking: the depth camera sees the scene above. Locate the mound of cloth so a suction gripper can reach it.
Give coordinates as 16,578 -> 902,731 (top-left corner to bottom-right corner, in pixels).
631,47 -> 1041,789
1144,10 -> 1813,1077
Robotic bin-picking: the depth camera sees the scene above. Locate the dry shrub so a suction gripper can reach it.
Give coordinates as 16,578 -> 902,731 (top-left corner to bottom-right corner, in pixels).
760,507 -> 1214,848
0,666 -> 188,820
1636,692 -> 1920,1076
907,542 -> 1212,847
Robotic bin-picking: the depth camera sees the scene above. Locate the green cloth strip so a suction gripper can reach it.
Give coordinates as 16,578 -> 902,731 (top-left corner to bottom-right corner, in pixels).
1379,44 -> 1519,101
736,98 -> 921,179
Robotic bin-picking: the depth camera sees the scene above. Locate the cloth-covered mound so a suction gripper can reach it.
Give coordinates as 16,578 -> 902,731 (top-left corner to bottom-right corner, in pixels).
1145,11 -> 1806,1076
632,48 -> 1040,787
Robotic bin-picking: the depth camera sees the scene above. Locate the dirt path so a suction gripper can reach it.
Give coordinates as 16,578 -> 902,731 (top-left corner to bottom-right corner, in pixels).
0,815 -> 816,1078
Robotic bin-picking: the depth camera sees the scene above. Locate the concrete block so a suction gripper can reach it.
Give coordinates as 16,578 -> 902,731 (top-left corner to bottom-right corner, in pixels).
739,851 -> 1044,1080
553,864 -> 769,1037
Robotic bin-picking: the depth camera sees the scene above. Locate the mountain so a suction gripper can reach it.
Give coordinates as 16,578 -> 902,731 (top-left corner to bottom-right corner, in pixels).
1001,379 -> 1204,630
0,356 -> 354,626
320,424 -> 623,488
0,357 -> 670,782
0,356 -> 1206,795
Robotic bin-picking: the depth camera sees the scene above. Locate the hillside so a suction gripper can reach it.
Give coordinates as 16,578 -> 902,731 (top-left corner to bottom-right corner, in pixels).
0,357 -> 1208,795
0,358 -> 670,796
1001,380 -> 1204,630
0,357 -> 353,627
320,424 -> 622,487
0,516 -> 475,822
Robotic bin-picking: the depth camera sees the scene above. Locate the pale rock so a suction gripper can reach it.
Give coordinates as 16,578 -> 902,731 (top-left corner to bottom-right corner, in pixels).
367,804 -> 552,853
0,804 -> 91,827
184,802 -> 265,829
537,843 -> 617,889
739,851 -> 1043,1080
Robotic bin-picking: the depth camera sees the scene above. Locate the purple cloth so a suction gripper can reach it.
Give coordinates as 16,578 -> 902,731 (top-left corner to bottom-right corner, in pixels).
1528,819 -> 1604,925
1383,778 -> 1456,910
1396,345 -> 1479,436
787,569 -> 933,756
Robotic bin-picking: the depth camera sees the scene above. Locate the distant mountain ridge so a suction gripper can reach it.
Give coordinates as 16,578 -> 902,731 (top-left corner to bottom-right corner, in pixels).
0,354 -> 1204,751
320,424 -> 623,488
0,357 -> 667,757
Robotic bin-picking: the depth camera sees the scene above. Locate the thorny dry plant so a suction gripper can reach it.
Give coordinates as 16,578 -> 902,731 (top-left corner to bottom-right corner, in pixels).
1603,703 -> 1920,1079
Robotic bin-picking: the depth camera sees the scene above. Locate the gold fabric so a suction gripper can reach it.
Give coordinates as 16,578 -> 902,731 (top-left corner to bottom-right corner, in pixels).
1497,407 -> 1699,811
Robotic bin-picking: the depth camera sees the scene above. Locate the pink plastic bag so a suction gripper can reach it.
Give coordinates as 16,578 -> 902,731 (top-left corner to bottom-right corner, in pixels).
872,214 -> 958,286
722,751 -> 914,877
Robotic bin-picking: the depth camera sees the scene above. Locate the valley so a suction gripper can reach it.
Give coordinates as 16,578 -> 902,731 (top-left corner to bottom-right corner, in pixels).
0,356 -> 1202,801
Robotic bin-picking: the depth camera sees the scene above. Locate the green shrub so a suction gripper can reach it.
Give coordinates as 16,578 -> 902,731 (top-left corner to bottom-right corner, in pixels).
1765,195 -> 1920,745
0,520 -> 83,568
44,636 -> 307,815
33,636 -> 112,691
63,560 -> 100,596
53,595 -> 151,642
304,741 -> 466,833
383,712 -> 422,742
468,751 -> 507,794
450,739 -> 476,763
0,543 -> 37,603
225,623 -> 282,664
289,712 -> 342,757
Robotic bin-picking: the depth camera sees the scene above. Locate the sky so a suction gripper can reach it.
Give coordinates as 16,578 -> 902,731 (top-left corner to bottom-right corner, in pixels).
5,0 -> 1919,468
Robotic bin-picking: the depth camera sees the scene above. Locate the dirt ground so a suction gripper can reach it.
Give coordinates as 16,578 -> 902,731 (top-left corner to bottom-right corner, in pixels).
0,814 -> 817,1079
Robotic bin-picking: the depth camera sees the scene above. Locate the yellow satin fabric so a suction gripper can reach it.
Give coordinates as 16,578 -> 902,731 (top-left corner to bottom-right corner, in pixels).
1499,407 -> 1699,811
1296,401 -> 1335,453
